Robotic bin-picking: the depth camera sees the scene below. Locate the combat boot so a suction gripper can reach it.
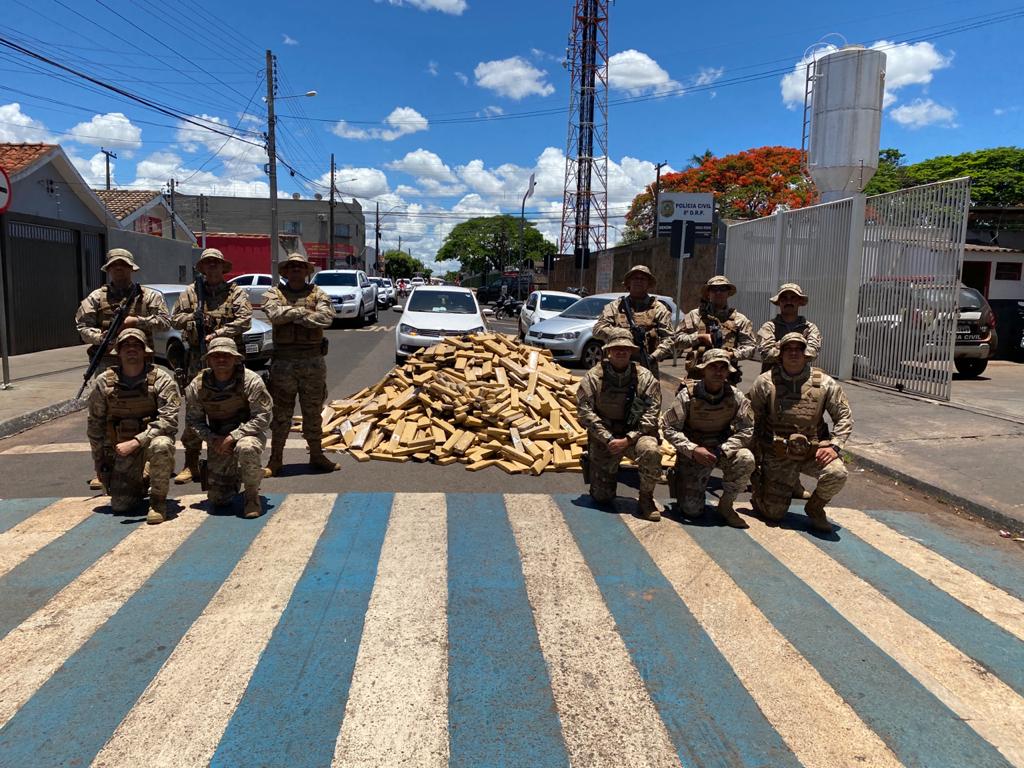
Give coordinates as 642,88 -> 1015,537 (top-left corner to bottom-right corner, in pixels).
147,496 -> 167,525
803,492 -> 833,533
88,475 -> 103,491
242,489 -> 261,519
637,490 -> 661,522
308,442 -> 340,472
716,493 -> 749,529
791,481 -> 813,501
263,443 -> 284,478
173,449 -> 200,485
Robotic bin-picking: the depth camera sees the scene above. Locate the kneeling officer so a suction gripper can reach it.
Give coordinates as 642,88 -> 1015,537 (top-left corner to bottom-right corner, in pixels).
86,328 -> 178,524
185,337 -> 273,518
662,348 -> 755,528
576,328 -> 663,520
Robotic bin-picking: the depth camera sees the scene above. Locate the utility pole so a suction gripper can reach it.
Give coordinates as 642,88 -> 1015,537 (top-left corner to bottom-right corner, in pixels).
167,178 -> 177,240
519,172 -> 536,271
199,193 -> 208,248
651,161 -> 667,239
265,49 -> 280,272
375,202 -> 381,276
328,153 -> 336,269
100,148 -> 117,190
398,235 -> 402,255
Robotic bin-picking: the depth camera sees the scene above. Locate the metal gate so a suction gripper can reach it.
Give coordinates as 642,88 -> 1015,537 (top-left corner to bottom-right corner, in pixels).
724,177 -> 970,400
7,221 -> 82,354
855,178 -> 971,400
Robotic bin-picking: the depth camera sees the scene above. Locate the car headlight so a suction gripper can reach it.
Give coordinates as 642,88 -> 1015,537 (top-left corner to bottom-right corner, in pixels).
467,326 -> 485,334
262,330 -> 272,345
399,323 -> 417,335
554,331 -> 581,340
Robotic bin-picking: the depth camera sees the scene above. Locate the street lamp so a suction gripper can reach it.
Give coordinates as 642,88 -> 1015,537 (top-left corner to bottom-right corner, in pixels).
374,202 -> 407,275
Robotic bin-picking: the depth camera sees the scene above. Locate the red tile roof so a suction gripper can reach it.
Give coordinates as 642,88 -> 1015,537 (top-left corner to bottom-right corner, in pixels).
0,143 -> 57,174
94,189 -> 161,220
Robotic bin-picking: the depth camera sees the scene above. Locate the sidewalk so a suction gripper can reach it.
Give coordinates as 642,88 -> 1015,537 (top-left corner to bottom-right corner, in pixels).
660,358 -> 1024,533
0,347 -> 90,439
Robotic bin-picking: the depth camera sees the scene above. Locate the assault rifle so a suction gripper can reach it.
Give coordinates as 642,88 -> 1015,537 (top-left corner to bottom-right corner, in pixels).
193,274 -> 207,362
620,297 -> 653,370
77,282 -> 142,399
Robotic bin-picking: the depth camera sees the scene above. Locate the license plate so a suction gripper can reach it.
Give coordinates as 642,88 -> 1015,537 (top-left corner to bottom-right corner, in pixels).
245,343 -> 259,354
956,325 -> 971,334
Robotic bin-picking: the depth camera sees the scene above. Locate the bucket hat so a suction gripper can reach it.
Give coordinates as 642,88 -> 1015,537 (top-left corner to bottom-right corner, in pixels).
196,247 -> 233,272
204,336 -> 244,361
701,275 -> 736,299
102,248 -> 139,272
113,327 -> 152,354
277,252 -> 315,276
691,347 -> 737,374
770,283 -> 808,305
603,327 -> 640,353
622,265 -> 656,288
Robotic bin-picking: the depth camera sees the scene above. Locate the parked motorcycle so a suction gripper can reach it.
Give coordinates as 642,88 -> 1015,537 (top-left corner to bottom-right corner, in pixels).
493,295 -> 524,320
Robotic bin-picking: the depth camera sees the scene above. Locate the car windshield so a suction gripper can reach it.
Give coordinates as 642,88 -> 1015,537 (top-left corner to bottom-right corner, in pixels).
959,287 -> 984,311
407,290 -> 477,314
161,292 -> 181,308
314,273 -> 358,286
369,278 -> 383,286
540,294 -> 579,312
560,296 -> 612,319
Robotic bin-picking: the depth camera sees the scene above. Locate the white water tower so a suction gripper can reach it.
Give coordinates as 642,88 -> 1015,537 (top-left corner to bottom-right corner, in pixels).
807,45 -> 886,202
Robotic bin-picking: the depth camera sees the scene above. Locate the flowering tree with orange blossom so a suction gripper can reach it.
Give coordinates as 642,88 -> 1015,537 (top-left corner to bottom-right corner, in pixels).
622,146 -> 817,243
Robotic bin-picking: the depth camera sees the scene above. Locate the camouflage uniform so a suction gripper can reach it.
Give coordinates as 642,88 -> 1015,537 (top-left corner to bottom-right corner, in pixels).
86,347 -> 178,516
576,331 -> 663,517
75,286 -> 170,366
262,254 -> 337,474
592,266 -> 676,377
675,304 -> 756,374
170,272 -> 252,478
185,351 -> 272,516
662,366 -> 754,525
757,316 -> 822,371
748,334 -> 853,532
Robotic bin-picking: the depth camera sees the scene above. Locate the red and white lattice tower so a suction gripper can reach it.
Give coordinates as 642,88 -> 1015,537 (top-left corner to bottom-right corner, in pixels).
558,0 -> 609,267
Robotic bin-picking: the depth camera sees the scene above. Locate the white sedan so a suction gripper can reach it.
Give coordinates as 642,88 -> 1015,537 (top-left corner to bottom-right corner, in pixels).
517,290 -> 581,339
393,286 -> 488,363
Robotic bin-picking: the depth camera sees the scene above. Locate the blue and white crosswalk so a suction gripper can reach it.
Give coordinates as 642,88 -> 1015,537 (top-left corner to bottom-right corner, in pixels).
0,492 -> 1022,768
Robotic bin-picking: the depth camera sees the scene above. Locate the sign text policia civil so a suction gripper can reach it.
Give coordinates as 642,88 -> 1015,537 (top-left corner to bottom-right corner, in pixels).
656,192 -> 714,239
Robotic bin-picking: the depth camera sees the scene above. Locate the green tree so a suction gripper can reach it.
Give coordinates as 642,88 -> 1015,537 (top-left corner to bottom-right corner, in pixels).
436,215 -> 557,277
383,250 -> 426,279
863,148 -> 909,196
906,147 -> 1024,207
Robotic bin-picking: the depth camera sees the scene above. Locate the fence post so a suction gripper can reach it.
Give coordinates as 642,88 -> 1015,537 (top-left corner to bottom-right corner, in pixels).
772,210 -> 786,287
837,193 -> 866,380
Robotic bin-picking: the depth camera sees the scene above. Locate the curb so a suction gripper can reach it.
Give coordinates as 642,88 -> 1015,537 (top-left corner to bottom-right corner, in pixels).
0,398 -> 86,440
845,447 -> 1024,535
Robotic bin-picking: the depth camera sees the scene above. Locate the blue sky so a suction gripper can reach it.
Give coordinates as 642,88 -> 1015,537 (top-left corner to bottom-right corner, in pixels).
1,0 -> 1021,271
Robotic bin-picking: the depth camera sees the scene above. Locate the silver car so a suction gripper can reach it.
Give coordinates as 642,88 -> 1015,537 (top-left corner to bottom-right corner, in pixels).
146,284 -> 274,370
227,273 -> 279,308
523,292 -> 678,368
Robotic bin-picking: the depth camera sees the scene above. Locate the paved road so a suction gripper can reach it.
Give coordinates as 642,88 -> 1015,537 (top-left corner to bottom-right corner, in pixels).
2,313 -> 1023,767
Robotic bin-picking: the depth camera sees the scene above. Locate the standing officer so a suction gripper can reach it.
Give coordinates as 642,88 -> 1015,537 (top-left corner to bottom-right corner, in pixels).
576,328 -> 663,521
675,275 -> 755,379
748,333 -> 853,533
262,253 -> 339,476
86,328 -> 178,525
662,348 -> 755,528
76,248 -> 170,490
592,265 -> 675,376
756,283 -> 822,372
185,337 -> 272,519
170,248 -> 252,484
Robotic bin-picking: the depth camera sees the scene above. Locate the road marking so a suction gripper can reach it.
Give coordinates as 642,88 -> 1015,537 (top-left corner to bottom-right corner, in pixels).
209,493 -> 392,768
0,497 -> 59,535
554,495 -> 802,768
506,494 -> 681,768
0,496 -> 206,729
686,512 -> 1013,768
446,493 -> 569,768
93,494 -> 335,768
0,496 -> 278,768
830,506 -> 1024,642
0,496 -> 96,580
333,493 -> 449,768
622,511 -> 903,768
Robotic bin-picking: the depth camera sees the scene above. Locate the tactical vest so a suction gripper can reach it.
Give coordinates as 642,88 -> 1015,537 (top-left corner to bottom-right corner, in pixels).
683,381 -> 737,448
697,307 -> 739,350
187,282 -> 246,349
595,362 -> 637,437
772,315 -> 809,341
269,285 -> 323,353
765,367 -> 826,441
197,368 -> 250,435
615,297 -> 661,353
103,366 -> 159,442
96,284 -> 154,351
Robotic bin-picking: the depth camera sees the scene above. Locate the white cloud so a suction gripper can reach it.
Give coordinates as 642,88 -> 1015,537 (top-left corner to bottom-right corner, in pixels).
282,33 -> 298,45
694,66 -> 724,87
68,112 -> 143,155
332,106 -> 428,141
994,106 -> 1019,117
385,148 -> 465,196
781,41 -> 952,109
474,57 -> 554,100
477,105 -> 503,118
68,151 -> 113,187
134,151 -> 268,196
607,50 -> 680,96
0,102 -> 55,143
454,71 -> 469,86
890,98 -> 957,129
375,0 -> 467,14
426,60 -> 438,76
314,166 -> 391,199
